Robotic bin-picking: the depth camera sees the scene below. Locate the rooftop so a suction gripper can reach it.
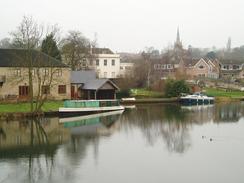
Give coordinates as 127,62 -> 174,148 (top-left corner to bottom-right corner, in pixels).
0,49 -> 68,68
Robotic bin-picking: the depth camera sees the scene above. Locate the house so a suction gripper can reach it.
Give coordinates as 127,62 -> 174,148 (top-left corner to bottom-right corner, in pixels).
0,49 -> 71,101
71,70 -> 120,100
74,48 -> 121,79
219,59 -> 244,80
186,58 -> 219,79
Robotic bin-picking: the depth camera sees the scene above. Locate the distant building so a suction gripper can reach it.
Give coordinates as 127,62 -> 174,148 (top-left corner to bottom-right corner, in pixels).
186,58 -> 219,79
219,59 -> 244,80
70,70 -> 120,100
0,49 -> 71,101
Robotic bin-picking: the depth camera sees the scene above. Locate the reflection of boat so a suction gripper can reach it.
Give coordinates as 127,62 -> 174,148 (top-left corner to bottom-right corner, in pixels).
181,104 -> 214,111
121,97 -> 136,102
59,100 -> 125,117
180,92 -> 214,105
60,110 -> 123,136
122,105 -> 136,109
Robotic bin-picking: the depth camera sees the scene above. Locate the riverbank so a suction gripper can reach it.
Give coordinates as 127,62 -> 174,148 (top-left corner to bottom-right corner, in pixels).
204,88 -> 244,102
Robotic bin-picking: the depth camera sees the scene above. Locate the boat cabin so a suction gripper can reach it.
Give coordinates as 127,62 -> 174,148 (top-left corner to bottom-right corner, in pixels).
71,71 -> 120,100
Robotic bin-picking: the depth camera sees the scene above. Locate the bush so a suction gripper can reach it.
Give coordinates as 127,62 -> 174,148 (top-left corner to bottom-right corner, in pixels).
165,79 -> 190,97
116,89 -> 131,99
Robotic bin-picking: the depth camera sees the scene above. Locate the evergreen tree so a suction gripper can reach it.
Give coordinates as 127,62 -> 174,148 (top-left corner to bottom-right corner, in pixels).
41,34 -> 62,61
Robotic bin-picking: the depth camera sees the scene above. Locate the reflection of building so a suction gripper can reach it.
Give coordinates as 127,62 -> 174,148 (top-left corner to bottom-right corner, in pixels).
60,110 -> 122,137
0,117 -> 70,158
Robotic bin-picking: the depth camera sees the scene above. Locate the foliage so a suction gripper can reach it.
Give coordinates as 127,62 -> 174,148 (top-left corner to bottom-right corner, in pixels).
41,33 -> 62,61
206,51 -> 216,59
116,89 -> 131,99
165,79 -> 190,97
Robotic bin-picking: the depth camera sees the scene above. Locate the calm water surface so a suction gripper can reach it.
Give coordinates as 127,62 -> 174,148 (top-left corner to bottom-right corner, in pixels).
0,103 -> 244,183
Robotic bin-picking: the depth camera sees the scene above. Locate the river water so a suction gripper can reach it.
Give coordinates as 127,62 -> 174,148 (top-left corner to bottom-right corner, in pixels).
0,102 -> 244,183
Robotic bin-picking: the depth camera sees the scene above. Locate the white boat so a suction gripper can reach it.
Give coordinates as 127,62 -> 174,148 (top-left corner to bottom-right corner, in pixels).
180,92 -> 214,105
59,100 -> 125,117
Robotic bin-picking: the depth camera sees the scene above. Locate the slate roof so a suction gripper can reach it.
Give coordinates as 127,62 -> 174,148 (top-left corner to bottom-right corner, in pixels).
82,79 -> 119,90
220,59 -> 244,65
71,70 -> 96,84
71,70 -> 119,90
0,49 -> 68,67
91,48 -> 114,54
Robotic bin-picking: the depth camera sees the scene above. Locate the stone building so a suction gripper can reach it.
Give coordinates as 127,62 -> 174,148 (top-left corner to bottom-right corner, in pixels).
0,49 -> 71,101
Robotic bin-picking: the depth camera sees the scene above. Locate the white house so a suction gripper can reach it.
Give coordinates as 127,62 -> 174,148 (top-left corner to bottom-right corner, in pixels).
88,48 -> 120,79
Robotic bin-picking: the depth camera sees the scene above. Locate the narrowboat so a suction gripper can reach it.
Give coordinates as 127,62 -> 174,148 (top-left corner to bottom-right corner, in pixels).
59,100 -> 125,117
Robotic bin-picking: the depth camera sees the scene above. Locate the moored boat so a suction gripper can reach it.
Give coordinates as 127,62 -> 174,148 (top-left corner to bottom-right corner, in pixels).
180,92 -> 214,105
59,100 -> 125,117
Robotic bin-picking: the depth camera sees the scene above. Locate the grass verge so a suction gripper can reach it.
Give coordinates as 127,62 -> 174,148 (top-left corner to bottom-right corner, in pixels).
0,101 -> 63,113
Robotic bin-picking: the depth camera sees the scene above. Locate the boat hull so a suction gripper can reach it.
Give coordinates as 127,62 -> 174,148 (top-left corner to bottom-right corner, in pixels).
180,98 -> 214,105
59,106 -> 125,118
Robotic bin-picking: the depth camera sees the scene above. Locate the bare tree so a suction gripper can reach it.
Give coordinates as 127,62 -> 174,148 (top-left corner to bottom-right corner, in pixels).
61,30 -> 95,70
0,38 -> 12,48
9,16 -> 62,113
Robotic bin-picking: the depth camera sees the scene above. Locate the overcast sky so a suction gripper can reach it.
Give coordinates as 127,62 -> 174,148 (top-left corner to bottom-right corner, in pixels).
1,0 -> 244,52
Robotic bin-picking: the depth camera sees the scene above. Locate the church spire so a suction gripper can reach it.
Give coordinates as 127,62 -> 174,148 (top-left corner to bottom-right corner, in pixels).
176,26 -> 180,43
174,26 -> 182,48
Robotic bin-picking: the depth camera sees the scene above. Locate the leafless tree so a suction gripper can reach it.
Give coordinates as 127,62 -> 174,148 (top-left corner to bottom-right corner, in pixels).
10,16 -> 62,113
61,30 -> 96,70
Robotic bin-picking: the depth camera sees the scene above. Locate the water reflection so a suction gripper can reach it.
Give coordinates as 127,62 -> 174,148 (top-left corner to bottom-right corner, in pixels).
0,102 -> 244,183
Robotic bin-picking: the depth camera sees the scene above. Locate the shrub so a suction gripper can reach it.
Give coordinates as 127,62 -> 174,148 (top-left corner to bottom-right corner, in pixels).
165,79 -> 190,97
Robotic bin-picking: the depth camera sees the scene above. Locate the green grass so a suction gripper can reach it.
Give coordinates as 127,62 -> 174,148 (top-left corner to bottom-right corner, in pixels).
204,88 -> 244,99
0,101 -> 63,113
130,88 -> 164,98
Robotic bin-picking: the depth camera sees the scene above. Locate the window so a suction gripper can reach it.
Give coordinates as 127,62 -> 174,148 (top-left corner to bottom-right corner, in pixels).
56,69 -> 62,77
199,65 -> 204,69
58,85 -> 66,94
112,59 -> 115,66
31,69 -> 35,76
104,72 -> 107,78
42,85 -> 50,94
104,59 -> 107,66
43,68 -> 49,76
19,86 -> 29,96
89,59 -> 93,66
96,59 -> 99,66
167,64 -> 172,69
161,65 -> 166,69
120,66 -> 124,70
14,69 -> 21,76
112,72 -> 115,78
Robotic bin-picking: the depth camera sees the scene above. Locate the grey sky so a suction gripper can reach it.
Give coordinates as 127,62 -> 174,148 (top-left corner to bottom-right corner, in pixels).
1,0 -> 244,52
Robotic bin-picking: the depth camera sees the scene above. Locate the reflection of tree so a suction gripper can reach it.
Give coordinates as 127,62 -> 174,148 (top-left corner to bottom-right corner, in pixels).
214,103 -> 244,123
121,104 -> 192,153
0,117 -> 70,183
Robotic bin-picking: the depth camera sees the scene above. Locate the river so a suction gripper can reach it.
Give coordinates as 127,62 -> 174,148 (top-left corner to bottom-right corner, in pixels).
0,102 -> 244,183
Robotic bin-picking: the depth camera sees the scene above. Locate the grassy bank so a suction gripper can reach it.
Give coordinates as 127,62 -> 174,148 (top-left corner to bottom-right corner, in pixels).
204,88 -> 244,102
130,88 -> 164,98
0,101 -> 63,113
